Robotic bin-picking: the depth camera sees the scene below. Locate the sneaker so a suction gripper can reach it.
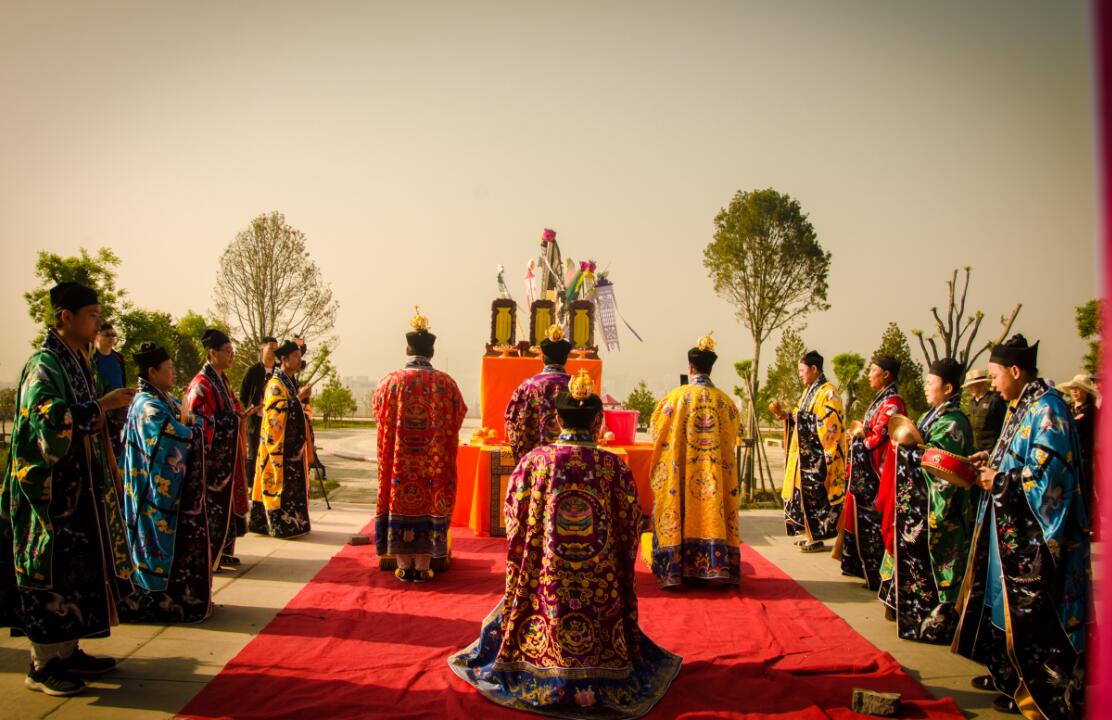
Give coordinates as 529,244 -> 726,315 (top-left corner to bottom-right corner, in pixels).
970,675 -> 995,691
62,647 -> 117,676
24,659 -> 86,696
992,694 -> 1019,714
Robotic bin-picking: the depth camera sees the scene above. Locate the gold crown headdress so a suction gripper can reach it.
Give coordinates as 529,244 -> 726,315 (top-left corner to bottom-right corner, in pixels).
411,306 -> 430,333
568,368 -> 594,401
545,324 -> 565,342
697,331 -> 716,352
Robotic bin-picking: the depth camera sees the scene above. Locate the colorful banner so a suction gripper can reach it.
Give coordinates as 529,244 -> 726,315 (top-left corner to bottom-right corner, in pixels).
595,281 -> 621,351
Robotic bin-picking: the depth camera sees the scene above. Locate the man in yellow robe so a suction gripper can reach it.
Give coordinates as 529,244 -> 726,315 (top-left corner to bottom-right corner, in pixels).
648,333 -> 741,588
777,350 -> 846,553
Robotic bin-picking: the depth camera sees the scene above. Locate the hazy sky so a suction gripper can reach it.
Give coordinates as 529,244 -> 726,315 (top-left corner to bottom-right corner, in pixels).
0,1 -> 1098,409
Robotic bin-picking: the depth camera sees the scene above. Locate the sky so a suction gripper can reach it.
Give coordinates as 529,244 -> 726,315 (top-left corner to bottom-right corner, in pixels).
0,1 -> 1099,410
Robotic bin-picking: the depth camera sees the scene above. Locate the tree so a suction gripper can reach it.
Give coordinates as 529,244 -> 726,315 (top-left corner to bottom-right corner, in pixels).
911,267 -> 1020,374
761,327 -> 807,423
213,212 -> 339,365
704,189 -> 831,498
24,248 -> 126,339
853,323 -> 928,421
1076,299 -> 1103,374
116,308 -> 226,395
624,381 -> 657,431
316,379 -> 357,425
732,359 -> 754,411
360,389 -> 376,418
0,387 -> 15,441
173,310 -> 220,389
832,353 -> 866,418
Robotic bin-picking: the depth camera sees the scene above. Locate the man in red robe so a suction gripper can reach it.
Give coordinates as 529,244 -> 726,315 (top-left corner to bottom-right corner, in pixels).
373,308 -> 467,583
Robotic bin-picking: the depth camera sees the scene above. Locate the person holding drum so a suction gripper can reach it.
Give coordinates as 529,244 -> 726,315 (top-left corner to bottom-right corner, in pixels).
954,335 -> 1089,718
877,357 -> 975,644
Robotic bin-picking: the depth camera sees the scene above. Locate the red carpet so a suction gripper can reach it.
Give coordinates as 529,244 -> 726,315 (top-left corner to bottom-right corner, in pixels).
179,529 -> 963,719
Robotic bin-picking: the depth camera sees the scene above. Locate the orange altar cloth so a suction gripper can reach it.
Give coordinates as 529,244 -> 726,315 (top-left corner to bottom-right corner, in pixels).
453,442 -> 655,537
478,356 -> 602,441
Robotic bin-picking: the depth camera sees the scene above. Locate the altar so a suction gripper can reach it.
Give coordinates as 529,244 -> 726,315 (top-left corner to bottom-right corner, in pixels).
449,227 -> 653,536
453,441 -> 655,537
452,355 -> 655,537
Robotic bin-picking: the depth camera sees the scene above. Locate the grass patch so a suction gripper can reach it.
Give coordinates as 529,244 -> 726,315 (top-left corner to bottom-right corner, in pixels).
314,419 -> 377,430
309,477 -> 342,499
738,489 -> 782,510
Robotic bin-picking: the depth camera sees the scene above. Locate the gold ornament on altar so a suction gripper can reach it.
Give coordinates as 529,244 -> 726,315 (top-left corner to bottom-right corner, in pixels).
529,300 -> 556,347
411,306 -> 430,332
569,368 -> 594,401
546,324 -> 565,342
697,331 -> 716,352
568,300 -> 596,355
487,298 -> 518,354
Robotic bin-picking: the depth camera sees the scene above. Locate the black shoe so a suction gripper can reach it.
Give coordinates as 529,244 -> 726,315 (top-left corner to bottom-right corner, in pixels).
25,659 -> 86,696
970,675 -> 995,691
799,541 -> 826,553
992,694 -> 1019,714
394,568 -> 414,583
221,555 -> 242,566
62,647 -> 117,676
412,569 -> 434,584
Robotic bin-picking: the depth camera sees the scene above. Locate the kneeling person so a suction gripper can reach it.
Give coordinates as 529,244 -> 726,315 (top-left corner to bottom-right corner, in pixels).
449,371 -> 681,719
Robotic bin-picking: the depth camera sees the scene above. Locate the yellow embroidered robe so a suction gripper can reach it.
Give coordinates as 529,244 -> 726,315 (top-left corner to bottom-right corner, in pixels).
781,377 -> 846,541
648,380 -> 741,587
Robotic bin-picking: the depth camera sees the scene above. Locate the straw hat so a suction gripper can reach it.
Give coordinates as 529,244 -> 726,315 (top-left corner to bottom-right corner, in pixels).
1059,373 -> 1100,403
961,369 -> 990,388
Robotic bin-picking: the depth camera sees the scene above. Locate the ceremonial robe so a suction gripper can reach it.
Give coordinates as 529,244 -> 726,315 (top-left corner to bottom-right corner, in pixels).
251,369 -> 312,538
118,379 -> 212,623
648,377 -> 741,587
952,380 -> 1089,720
186,364 -> 248,562
782,375 -> 846,541
504,365 -> 570,461
0,330 -> 133,644
449,433 -> 681,719
877,395 -> 975,643
840,384 -> 905,588
373,359 -> 466,558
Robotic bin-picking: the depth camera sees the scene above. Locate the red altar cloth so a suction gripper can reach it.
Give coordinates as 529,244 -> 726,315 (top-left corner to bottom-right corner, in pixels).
453,441 -> 654,537
478,356 -> 602,441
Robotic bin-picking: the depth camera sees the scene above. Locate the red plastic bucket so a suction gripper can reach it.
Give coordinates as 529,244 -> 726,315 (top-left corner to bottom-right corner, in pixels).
603,409 -> 638,445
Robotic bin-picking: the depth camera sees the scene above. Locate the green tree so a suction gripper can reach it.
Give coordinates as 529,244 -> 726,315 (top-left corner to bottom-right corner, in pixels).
761,327 -> 807,423
624,381 -> 657,431
703,188 -> 831,497
116,309 -> 227,394
854,323 -> 928,420
1076,299 -> 1103,374
832,353 -> 866,418
316,379 -> 357,424
24,248 -> 126,338
0,387 -> 15,441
